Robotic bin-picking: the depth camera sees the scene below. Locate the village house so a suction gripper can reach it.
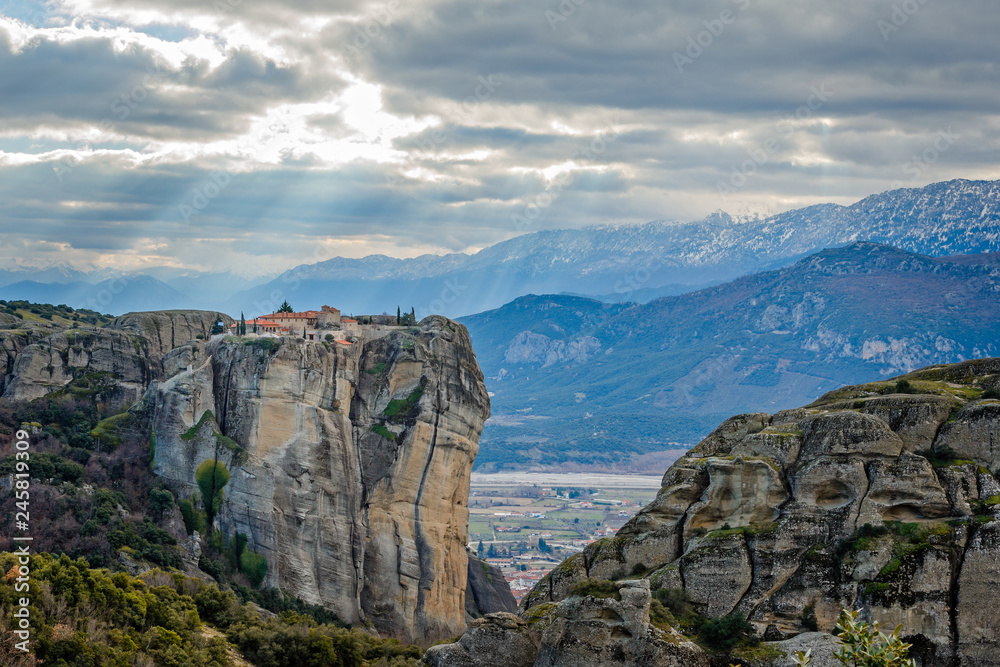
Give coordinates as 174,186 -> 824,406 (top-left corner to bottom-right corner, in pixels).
230,318 -> 283,334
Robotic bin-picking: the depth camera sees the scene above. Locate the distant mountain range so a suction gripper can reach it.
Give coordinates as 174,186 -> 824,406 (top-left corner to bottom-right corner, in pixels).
227,178 -> 1000,317
0,271 -> 270,314
3,178 -> 998,317
459,242 -> 1000,472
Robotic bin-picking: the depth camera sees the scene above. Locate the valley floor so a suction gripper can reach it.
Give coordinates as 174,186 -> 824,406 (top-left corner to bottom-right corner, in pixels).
468,473 -> 661,603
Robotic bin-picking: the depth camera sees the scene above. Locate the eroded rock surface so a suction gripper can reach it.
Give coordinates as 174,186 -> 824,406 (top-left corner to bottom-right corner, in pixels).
513,359 -> 1000,665
146,317 -> 491,642
1,309 -> 499,643
466,553 -> 518,618
424,580 -> 708,667
1,310 -> 233,408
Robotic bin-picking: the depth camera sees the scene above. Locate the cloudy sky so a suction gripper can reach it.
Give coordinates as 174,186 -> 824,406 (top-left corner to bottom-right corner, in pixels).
1,0 -> 998,276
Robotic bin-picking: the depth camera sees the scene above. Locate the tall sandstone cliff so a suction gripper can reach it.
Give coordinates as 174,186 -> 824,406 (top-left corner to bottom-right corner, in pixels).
429,358 -> 1000,667
0,309 -> 498,642
143,316 -> 491,641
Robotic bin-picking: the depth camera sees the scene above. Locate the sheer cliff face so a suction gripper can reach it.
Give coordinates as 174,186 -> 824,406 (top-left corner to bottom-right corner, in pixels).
147,317 -> 490,642
518,358 -> 1000,666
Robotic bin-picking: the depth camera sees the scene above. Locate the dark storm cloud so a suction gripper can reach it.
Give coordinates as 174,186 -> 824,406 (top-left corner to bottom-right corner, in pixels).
352,0 -> 1000,116
0,25 -> 344,140
0,0 -> 998,274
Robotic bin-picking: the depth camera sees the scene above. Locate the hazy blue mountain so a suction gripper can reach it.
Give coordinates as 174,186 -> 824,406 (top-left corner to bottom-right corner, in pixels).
229,178 -> 1000,318
460,243 -> 1000,471
0,264 -> 119,288
5,178 -> 999,317
0,275 -> 191,314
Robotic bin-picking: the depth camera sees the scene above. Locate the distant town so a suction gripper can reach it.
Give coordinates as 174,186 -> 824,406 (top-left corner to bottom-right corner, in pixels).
466,480 -> 659,604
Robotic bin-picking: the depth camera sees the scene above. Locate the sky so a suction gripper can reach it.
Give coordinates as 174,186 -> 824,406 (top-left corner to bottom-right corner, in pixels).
0,0 -> 998,276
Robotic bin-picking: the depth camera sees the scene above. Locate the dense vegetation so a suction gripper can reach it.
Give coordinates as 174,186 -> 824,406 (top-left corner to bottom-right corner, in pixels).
0,553 -> 420,667
0,375 -> 422,664
0,398 -> 171,570
0,300 -> 113,327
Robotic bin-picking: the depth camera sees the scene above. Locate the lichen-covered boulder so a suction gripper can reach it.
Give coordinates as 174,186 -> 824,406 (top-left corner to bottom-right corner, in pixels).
515,360 -> 1000,665
534,580 -> 707,667
422,613 -> 538,667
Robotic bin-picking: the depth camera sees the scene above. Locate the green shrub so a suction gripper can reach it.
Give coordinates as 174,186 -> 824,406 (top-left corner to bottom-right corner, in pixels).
629,562 -> 648,577
383,385 -> 425,421
149,488 -> 175,520
179,497 -> 207,535
365,362 -> 387,375
240,550 -> 269,587
649,598 -> 674,630
655,587 -> 695,617
195,459 -> 230,530
0,552 -> 421,667
701,612 -> 755,651
801,604 -> 818,631
831,609 -> 915,666
568,578 -> 620,600
371,423 -> 396,441
0,451 -> 85,484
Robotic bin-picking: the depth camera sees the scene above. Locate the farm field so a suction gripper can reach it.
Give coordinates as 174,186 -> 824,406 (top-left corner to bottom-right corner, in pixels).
468,474 -> 662,603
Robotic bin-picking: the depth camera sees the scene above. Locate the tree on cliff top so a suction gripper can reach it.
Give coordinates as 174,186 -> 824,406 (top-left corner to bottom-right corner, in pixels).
196,459 -> 230,531
278,300 -> 293,313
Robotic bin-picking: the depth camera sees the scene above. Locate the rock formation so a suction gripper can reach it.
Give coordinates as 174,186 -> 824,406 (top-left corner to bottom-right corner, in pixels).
144,316 -> 491,641
1,308 -> 502,643
0,310 -> 231,409
466,552 -> 518,618
425,580 -> 706,667
433,358 -> 1000,666
109,310 -> 231,359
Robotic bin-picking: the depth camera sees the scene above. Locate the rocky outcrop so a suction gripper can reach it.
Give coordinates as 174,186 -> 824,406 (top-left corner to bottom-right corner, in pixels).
0,328 -> 46,395
502,359 -> 1000,666
534,580 -> 707,667
110,310 -> 233,358
1,329 -> 155,410
0,310 -> 233,408
425,580 -> 707,667
145,317 -> 492,642
0,308 -> 502,642
423,612 -> 539,667
466,553 -> 518,618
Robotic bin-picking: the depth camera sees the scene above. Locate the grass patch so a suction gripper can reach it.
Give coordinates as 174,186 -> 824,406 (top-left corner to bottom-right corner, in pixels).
89,412 -> 133,450
365,361 -> 387,375
700,612 -> 756,652
384,384 -> 425,421
243,337 -> 281,352
706,521 -> 778,540
370,424 -> 396,441
916,445 -> 977,468
569,578 -> 620,600
182,410 -> 216,441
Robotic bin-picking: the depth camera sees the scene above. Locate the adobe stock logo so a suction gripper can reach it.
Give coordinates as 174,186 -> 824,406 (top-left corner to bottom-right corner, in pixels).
673,0 -> 751,73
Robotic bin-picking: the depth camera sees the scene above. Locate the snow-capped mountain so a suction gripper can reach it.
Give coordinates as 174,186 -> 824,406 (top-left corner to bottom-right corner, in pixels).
228,178 -> 1000,318
3,178 -> 998,317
